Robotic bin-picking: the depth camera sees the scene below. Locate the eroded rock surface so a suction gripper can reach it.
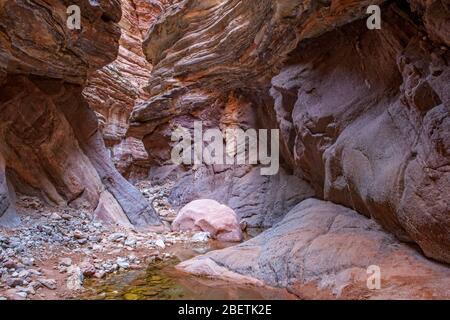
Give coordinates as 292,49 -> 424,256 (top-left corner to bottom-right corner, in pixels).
0,0 -> 160,227
127,0 -> 391,229
130,90 -> 314,227
178,199 -> 450,299
130,0 -> 450,263
84,0 -> 180,179
266,6 -> 450,263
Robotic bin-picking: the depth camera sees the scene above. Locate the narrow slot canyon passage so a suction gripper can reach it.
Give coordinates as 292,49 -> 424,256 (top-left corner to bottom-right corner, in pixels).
0,0 -> 449,300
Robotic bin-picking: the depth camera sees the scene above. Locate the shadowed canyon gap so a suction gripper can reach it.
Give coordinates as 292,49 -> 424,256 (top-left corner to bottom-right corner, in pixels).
0,0 -> 449,299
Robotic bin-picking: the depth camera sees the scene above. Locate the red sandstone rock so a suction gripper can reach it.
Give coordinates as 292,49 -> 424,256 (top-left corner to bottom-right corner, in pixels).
0,0 -> 160,227
173,199 -> 243,242
178,199 -> 450,299
129,0 -> 450,263
83,0 -> 179,177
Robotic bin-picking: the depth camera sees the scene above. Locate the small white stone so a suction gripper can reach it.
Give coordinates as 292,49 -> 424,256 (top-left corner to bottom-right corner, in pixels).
155,239 -> 166,249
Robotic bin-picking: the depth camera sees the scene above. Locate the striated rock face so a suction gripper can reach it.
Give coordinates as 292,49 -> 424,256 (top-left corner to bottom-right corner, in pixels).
130,89 -> 314,227
409,0 -> 450,46
0,0 -> 122,83
266,6 -> 450,263
131,0 -> 450,263
178,199 -> 450,299
139,0 -> 384,97
84,0 -> 179,179
127,0 -> 385,226
0,0 -> 161,227
83,0 -> 153,147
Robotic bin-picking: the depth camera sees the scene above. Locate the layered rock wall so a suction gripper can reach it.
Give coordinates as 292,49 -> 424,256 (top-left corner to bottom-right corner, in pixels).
0,0 -> 160,227
130,0 -> 450,262
267,9 -> 450,262
84,0 -> 179,180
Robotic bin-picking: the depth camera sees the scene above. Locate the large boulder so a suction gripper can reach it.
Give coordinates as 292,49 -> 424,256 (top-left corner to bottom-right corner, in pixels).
172,199 -> 243,242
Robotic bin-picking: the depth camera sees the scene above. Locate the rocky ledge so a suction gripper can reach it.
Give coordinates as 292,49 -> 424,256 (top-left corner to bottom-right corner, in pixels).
178,199 -> 450,299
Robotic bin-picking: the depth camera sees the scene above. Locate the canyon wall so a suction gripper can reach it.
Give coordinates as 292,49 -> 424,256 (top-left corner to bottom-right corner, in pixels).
128,0 -> 384,227
0,0 -> 161,228
84,0 -> 179,181
130,0 -> 450,263
266,6 -> 450,263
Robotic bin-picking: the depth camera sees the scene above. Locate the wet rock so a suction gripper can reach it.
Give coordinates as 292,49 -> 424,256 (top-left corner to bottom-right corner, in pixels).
5,289 -> 27,300
77,239 -> 88,245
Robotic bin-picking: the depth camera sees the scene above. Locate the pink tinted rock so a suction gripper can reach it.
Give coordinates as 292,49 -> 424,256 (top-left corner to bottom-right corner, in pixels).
172,199 -> 243,242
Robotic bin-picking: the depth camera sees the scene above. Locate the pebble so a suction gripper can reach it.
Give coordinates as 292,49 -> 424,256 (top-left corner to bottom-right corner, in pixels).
77,239 -> 88,245
73,230 -> 85,240
4,260 -> 16,269
50,213 -> 62,220
21,257 -> 34,266
116,257 -> 130,269
124,238 -> 137,247
39,279 -> 57,290
80,261 -> 96,277
191,232 -> 210,243
155,239 -> 166,249
6,278 -> 24,288
108,233 -> 127,242
94,270 -> 106,279
59,258 -> 72,267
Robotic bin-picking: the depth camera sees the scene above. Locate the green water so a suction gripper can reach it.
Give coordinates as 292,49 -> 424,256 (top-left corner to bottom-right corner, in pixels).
82,232 -> 293,300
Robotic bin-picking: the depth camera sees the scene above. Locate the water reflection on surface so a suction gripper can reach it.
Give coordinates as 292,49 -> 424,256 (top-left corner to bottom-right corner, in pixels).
82,229 -> 294,300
